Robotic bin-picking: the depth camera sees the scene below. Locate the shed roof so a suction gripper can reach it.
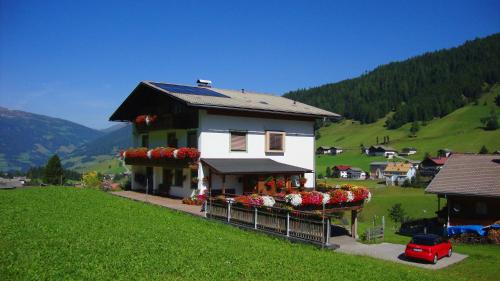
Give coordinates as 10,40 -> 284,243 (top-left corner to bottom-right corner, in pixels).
425,154 -> 500,198
201,158 -> 312,175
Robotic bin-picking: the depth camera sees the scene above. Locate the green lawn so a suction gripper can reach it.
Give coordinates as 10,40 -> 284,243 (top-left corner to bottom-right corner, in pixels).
0,187 -> 486,281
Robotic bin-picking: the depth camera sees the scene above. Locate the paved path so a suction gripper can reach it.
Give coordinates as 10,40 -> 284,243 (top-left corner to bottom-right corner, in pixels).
332,235 -> 467,269
111,191 -> 204,217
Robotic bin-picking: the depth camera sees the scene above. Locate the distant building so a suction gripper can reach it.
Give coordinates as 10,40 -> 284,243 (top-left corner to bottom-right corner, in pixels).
367,145 -> 397,157
330,146 -> 343,155
426,154 -> 500,226
333,165 -> 351,178
347,167 -> 366,180
438,148 -> 452,158
384,162 -> 416,186
400,147 -> 417,156
419,157 -> 448,177
316,146 -> 343,155
316,146 -> 332,155
370,162 -> 388,179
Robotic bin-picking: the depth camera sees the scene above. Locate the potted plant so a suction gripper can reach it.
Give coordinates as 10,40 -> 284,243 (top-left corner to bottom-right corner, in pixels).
299,177 -> 307,190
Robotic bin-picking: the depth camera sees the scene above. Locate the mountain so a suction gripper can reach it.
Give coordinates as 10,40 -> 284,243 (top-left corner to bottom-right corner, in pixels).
314,85 -> 500,174
284,33 -> 500,129
0,107 -> 103,171
99,123 -> 128,134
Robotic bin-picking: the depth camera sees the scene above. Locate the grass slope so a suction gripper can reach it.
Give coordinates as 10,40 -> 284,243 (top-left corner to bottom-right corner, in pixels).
0,187 -> 474,281
315,85 -> 500,173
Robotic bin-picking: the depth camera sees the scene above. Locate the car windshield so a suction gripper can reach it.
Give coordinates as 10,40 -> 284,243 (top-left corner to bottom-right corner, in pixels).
411,237 -> 436,246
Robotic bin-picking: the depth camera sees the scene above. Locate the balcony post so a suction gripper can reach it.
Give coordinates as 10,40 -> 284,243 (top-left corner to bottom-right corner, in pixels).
227,202 -> 231,223
254,207 -> 258,229
286,212 -> 290,237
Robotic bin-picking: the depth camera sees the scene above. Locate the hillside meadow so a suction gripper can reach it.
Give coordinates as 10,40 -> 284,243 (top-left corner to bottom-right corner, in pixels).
3,187 -> 495,281
315,85 -> 500,172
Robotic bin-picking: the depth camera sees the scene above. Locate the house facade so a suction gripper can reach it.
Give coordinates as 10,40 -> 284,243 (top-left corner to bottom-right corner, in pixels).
316,146 -> 332,155
367,145 -> 397,157
369,162 -> 388,179
333,165 -> 351,178
384,162 -> 416,186
419,157 -> 448,177
110,81 -> 338,198
347,167 -> 366,180
426,154 -> 500,226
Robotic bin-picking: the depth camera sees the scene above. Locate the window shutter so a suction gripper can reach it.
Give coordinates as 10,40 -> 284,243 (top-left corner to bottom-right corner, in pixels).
231,132 -> 246,151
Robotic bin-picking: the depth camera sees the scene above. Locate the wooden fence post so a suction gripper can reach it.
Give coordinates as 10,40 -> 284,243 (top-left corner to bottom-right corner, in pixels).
254,207 -> 258,229
227,202 -> 231,222
286,212 -> 290,237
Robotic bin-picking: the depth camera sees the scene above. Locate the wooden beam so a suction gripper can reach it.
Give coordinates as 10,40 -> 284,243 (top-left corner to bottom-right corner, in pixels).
222,175 -> 226,195
351,210 -> 358,239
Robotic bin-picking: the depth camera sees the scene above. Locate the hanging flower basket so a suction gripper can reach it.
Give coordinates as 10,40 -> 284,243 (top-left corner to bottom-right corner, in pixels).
135,114 -> 158,126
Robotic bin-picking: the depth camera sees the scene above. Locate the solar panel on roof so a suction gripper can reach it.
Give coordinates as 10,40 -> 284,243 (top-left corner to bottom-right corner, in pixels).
151,82 -> 230,98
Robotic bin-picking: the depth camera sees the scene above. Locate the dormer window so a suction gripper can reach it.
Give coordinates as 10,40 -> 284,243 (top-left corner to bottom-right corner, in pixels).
265,131 -> 285,153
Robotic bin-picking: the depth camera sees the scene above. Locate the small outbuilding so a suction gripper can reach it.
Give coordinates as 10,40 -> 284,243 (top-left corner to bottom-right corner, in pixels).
426,154 -> 500,226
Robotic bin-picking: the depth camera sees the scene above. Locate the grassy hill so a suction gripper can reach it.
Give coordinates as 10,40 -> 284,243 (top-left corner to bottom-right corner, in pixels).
315,84 -> 500,173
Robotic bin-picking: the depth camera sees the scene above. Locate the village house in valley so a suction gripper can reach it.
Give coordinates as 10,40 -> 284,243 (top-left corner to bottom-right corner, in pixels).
384,162 -> 417,186
419,156 -> 448,177
426,154 -> 500,226
316,146 -> 343,155
369,162 -> 388,179
366,145 -> 397,158
110,80 -> 338,198
332,165 -> 351,178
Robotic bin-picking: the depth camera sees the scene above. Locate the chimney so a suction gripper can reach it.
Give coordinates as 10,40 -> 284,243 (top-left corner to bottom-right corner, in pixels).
197,79 -> 212,88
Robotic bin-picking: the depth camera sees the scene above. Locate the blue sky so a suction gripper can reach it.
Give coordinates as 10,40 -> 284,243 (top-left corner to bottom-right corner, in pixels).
1,0 -> 499,129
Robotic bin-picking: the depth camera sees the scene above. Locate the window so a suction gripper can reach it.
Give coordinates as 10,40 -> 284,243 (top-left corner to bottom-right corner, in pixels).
141,134 -> 149,148
230,131 -> 247,151
174,169 -> 184,186
187,131 -> 197,148
167,132 -> 177,147
265,131 -> 285,153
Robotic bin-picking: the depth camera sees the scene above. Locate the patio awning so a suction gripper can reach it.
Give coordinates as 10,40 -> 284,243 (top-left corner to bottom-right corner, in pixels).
201,158 -> 312,175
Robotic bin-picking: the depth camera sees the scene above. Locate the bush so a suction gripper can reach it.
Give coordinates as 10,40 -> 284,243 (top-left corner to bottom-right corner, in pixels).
82,171 -> 102,188
388,203 -> 407,225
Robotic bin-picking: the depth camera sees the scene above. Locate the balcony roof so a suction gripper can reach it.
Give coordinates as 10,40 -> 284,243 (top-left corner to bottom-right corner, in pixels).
201,158 -> 312,175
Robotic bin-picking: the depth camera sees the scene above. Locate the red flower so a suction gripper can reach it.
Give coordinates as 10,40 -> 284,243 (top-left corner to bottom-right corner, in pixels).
300,191 -> 323,206
135,115 -> 146,124
329,189 -> 347,204
276,178 -> 286,189
150,148 -> 162,159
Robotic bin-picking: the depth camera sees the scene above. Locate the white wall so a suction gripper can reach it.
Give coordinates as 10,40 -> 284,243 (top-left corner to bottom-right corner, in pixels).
134,128 -> 194,148
197,110 -> 316,188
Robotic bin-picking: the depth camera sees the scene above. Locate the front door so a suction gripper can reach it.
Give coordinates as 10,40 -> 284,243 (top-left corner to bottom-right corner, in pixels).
146,167 -> 154,193
243,176 -> 258,194
161,169 -> 172,195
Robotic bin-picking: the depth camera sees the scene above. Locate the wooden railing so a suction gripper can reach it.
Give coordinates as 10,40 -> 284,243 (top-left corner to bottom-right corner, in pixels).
206,199 -> 332,246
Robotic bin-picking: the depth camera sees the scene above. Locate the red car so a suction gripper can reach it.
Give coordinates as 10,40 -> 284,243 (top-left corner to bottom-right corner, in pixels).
405,234 -> 452,264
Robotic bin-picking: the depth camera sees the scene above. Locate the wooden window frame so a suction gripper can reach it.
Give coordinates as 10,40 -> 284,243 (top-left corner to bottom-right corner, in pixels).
265,131 -> 285,153
230,131 -> 247,152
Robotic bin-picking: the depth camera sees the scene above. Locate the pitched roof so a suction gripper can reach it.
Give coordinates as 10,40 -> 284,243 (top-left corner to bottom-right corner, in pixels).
424,157 -> 448,165
384,162 -> 413,173
334,165 -> 351,171
145,81 -> 339,118
317,146 -> 331,150
370,145 -> 396,151
200,158 -> 312,175
426,154 -> 500,198
348,167 -> 363,172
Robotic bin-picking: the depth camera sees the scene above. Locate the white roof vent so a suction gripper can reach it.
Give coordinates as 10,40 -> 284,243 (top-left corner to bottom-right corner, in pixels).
197,79 -> 212,87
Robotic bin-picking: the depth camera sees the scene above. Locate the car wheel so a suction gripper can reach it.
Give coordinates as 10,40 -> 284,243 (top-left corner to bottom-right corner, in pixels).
448,248 -> 452,257
433,254 -> 438,264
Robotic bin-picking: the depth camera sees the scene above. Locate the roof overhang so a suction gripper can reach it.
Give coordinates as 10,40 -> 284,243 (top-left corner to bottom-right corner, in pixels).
200,158 -> 313,175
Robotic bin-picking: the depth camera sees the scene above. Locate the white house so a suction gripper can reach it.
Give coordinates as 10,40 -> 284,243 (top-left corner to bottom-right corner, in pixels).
384,162 -> 417,186
110,81 -> 338,198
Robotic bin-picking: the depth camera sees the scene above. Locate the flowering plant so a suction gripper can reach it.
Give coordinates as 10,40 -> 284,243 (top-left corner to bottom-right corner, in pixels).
264,176 -> 275,189
285,193 -> 302,207
328,189 -> 347,204
276,177 -> 286,189
135,114 -> 157,125
261,196 -> 276,207
123,147 -> 148,159
235,194 -> 264,207
300,191 -> 323,206
123,147 -> 200,161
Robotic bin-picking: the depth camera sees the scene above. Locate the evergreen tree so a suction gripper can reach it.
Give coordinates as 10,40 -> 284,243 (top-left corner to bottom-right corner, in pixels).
479,145 -> 489,154
410,121 -> 420,136
495,95 -> 500,107
44,155 -> 64,185
326,167 -> 332,178
376,136 -> 379,144
481,108 -> 499,130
